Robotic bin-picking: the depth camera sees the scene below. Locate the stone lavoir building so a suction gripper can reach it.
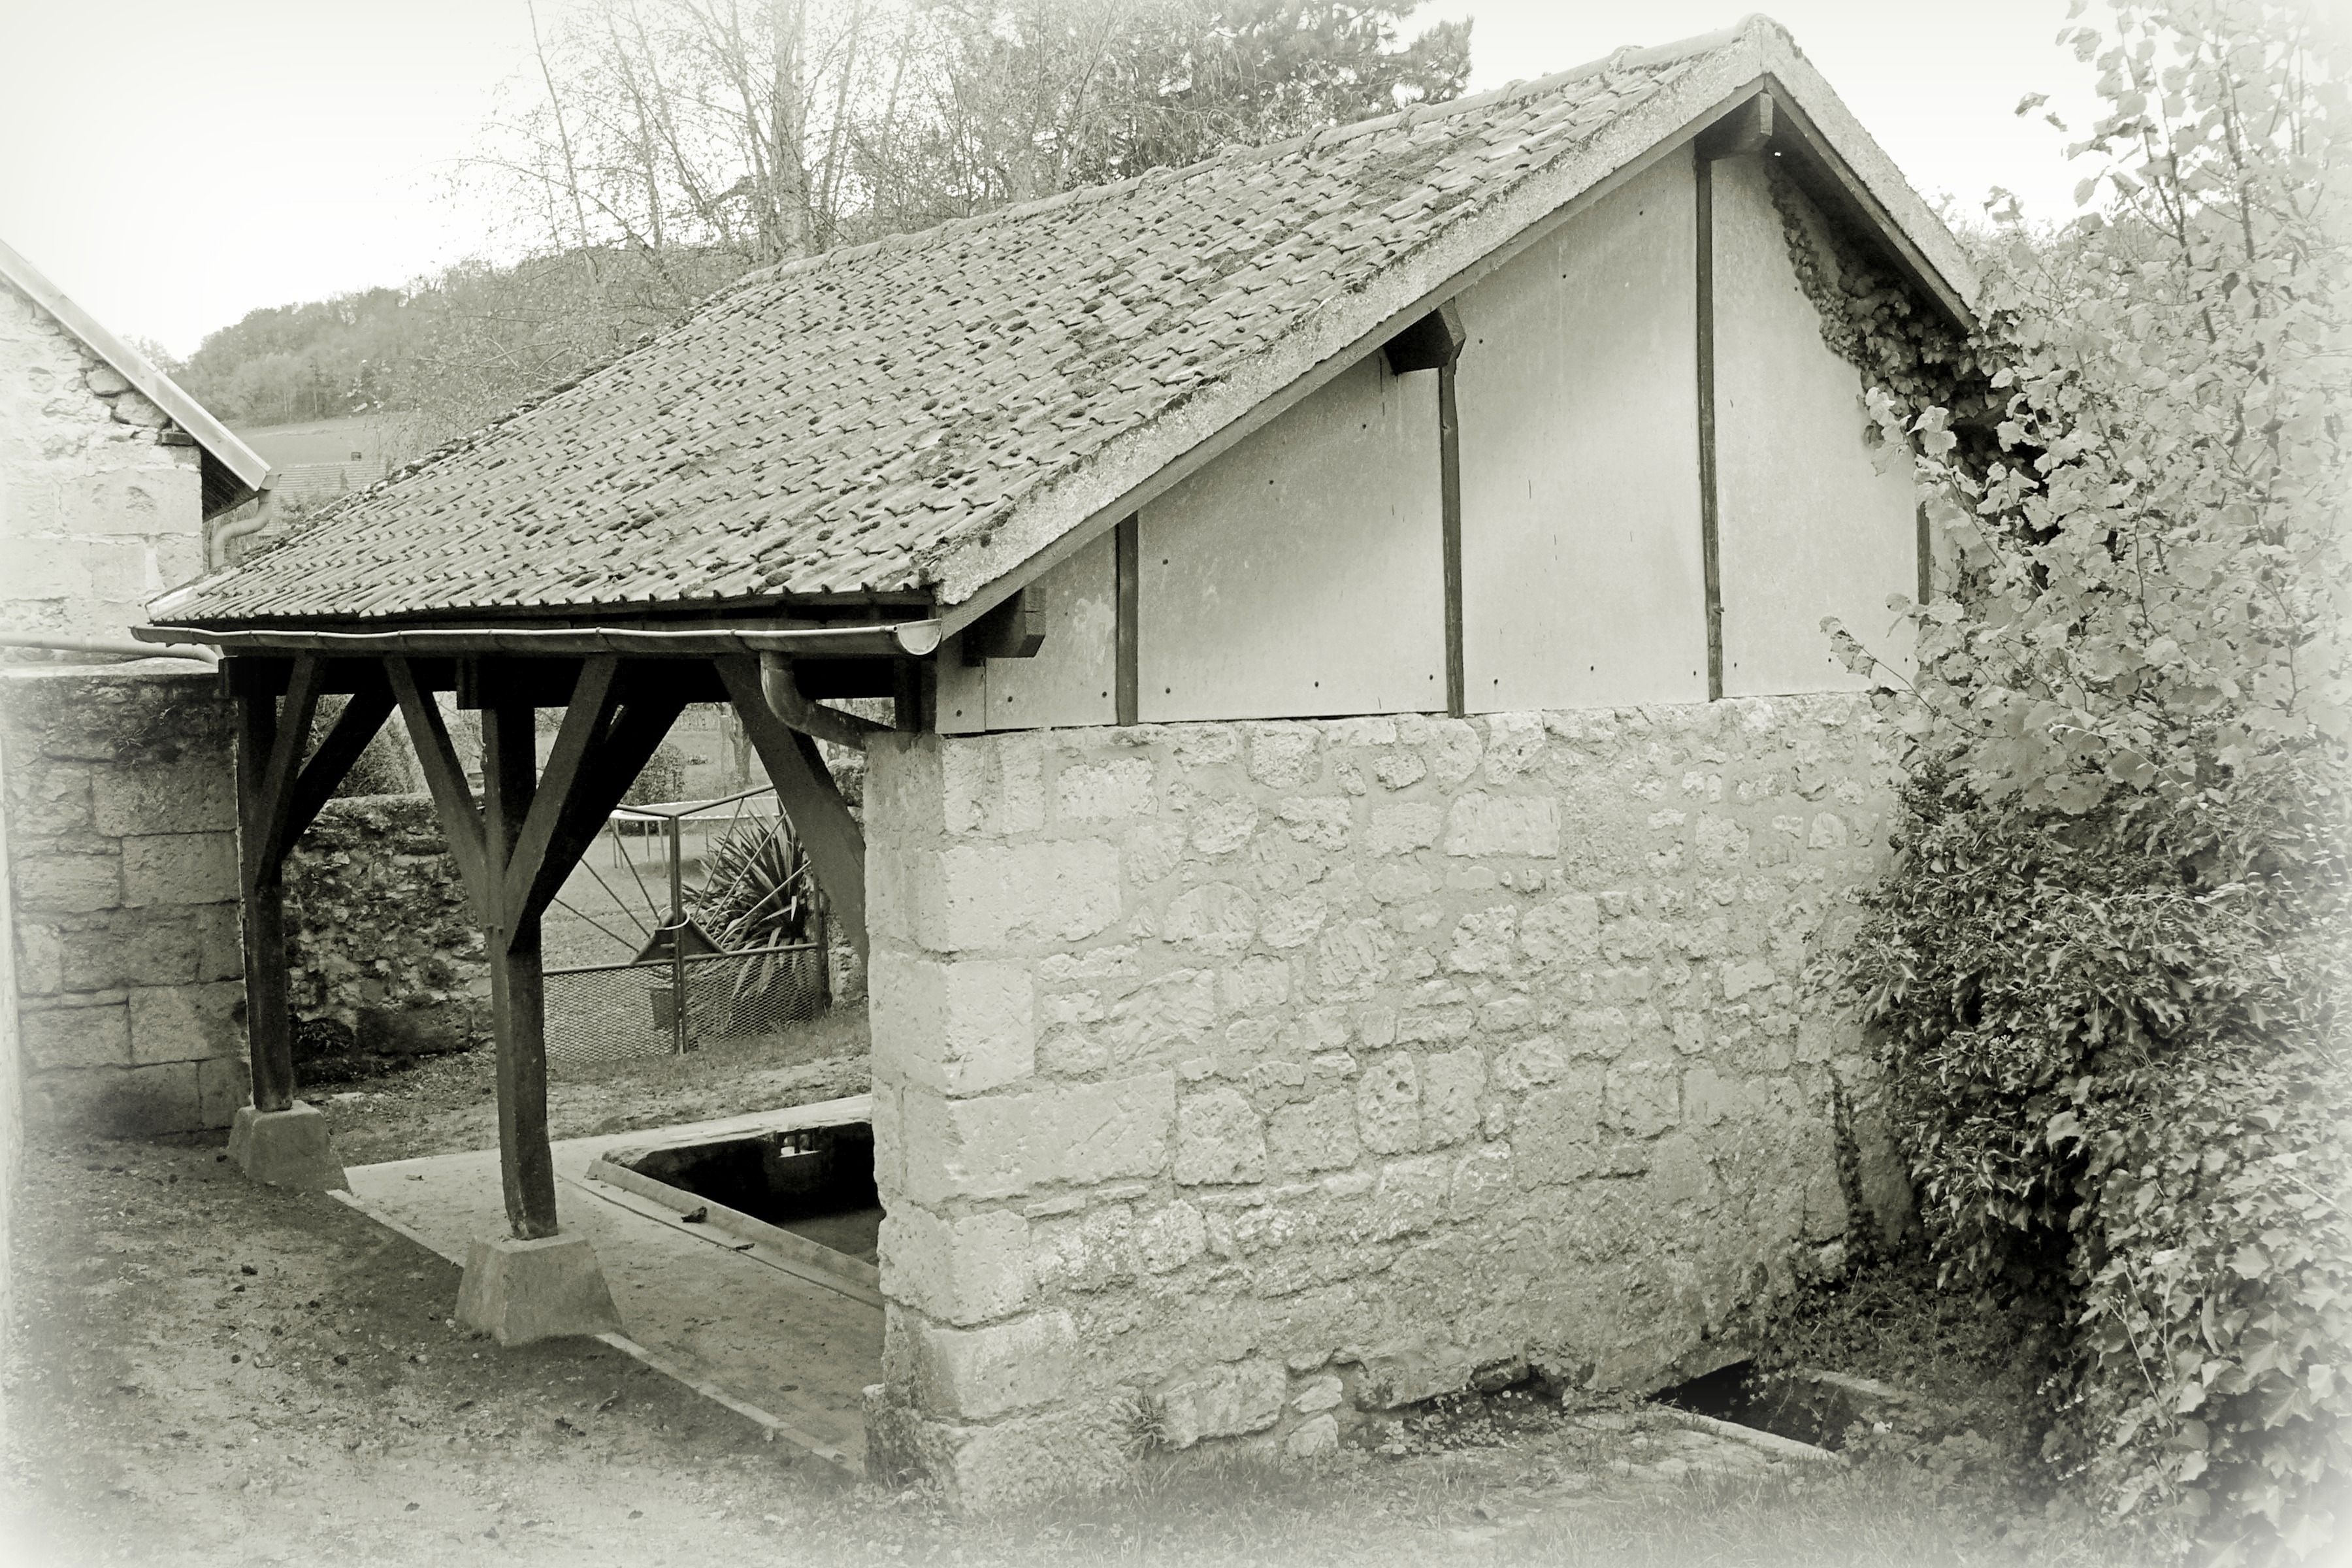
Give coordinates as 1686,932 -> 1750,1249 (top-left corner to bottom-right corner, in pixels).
137,18 -> 1968,1501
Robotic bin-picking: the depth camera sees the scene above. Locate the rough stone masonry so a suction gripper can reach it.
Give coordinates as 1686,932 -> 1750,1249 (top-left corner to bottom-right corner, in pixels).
0,270 -> 206,640
1,662 -> 246,1135
861,696 -> 1913,1503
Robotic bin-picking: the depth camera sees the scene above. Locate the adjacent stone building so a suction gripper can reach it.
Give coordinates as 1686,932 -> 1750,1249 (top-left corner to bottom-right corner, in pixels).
0,237 -> 268,640
135,17 -> 1963,1502
0,238 -> 270,1145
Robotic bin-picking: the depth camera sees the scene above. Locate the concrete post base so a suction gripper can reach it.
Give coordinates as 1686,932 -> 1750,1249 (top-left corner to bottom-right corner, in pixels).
225,1102 -> 348,1190
456,1233 -> 625,1348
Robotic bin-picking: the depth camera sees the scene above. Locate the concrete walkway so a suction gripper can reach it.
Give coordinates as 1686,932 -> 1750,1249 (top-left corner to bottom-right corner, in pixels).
337,1097 -> 883,1473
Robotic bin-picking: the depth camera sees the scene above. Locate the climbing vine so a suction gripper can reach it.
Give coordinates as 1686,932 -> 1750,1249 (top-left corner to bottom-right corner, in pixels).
1772,4 -> 2352,1560
1765,159 -> 2002,482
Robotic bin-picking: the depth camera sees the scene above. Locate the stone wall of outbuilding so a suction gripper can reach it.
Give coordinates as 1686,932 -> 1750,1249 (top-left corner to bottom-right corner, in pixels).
286,794 -> 488,1063
0,274 -> 208,643
0,661 -> 246,1135
860,698 -> 1912,1503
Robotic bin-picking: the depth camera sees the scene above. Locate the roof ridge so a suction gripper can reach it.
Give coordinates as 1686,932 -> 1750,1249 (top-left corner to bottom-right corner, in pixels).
719,20 -> 1756,303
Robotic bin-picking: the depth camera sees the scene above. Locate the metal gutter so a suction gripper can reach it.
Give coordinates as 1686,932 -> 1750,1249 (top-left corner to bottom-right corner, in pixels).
0,629 -> 218,666
131,618 -> 945,660
0,235 -> 274,509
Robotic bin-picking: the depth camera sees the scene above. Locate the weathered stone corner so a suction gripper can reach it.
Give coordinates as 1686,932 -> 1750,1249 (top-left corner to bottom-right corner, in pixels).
225,1102 -> 348,1190
455,1233 -> 625,1348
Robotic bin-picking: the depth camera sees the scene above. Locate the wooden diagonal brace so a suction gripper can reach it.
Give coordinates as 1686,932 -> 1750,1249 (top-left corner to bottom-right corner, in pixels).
282,678 -> 395,851
246,653 -> 327,883
385,655 -> 490,920
507,685 -> 687,932
499,657 -> 623,936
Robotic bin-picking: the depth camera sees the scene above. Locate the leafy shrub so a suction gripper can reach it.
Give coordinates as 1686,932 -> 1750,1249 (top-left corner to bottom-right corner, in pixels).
1851,770 -> 2348,1558
1824,3 -> 2351,1558
621,740 -> 688,807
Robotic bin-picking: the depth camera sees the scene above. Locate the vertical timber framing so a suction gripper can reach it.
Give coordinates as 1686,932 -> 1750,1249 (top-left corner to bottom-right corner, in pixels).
1916,501 -> 1933,606
1438,357 -> 1465,719
1695,149 -> 1725,702
229,655 -> 392,1116
1381,303 -> 1467,717
480,689 -> 557,1239
1115,513 -> 1140,727
1693,92 -> 1774,705
387,653 -> 682,1243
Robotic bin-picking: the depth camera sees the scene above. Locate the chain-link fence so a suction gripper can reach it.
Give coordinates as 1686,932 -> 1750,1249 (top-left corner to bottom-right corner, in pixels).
544,943 -> 827,1070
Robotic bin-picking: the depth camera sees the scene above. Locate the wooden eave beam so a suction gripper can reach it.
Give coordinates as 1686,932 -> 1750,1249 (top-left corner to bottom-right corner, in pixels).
143,619 -> 944,661
960,587 -> 1046,664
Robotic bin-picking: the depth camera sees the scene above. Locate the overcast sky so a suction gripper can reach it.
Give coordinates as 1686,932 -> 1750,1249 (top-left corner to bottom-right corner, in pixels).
0,0 -> 2133,357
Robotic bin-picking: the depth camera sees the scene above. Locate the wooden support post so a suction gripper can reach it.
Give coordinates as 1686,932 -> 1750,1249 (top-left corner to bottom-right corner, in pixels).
716,657 -> 868,962
389,654 -> 683,1243
1695,148 -> 1725,702
234,655 -> 325,1114
481,694 -> 559,1241
233,694 -> 293,1114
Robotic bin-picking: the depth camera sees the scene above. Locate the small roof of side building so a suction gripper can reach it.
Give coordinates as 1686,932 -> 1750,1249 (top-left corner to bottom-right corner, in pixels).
145,13 -> 1973,645
0,237 -> 272,518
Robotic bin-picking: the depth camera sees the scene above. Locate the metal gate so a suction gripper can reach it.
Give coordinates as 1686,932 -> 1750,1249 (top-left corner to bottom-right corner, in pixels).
539,786 -> 828,1070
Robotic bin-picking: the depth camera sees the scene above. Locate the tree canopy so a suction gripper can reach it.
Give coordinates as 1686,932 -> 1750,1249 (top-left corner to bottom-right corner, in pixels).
181,0 -> 1467,448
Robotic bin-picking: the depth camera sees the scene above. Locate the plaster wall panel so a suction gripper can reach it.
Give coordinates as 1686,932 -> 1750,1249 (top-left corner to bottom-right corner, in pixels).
1136,353 -> 1443,722
984,529 -> 1117,731
1454,156 -> 1707,712
1712,153 -> 1919,695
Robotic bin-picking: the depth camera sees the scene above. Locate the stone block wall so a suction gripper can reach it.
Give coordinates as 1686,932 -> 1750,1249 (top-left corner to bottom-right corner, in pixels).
1,662 -> 246,1135
286,795 -> 487,1060
0,277 -> 206,642
862,698 -> 1912,1502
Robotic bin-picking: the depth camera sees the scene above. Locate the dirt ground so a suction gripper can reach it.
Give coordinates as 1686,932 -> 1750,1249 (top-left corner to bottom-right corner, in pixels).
1,1017 -> 2151,1567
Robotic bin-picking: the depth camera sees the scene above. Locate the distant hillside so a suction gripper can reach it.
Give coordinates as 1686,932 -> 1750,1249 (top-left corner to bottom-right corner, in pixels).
178,244 -> 751,460
177,287 -> 421,427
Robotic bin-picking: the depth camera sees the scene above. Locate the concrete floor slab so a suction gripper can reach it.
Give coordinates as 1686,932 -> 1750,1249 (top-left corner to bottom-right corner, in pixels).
339,1096 -> 881,1473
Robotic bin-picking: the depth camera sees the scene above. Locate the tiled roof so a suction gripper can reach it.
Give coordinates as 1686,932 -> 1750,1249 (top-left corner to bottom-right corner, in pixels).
150,15 -> 1968,629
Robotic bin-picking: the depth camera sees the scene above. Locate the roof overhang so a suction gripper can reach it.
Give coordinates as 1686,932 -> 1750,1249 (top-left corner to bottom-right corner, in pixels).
129,617 -> 945,660
0,236 -> 274,517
